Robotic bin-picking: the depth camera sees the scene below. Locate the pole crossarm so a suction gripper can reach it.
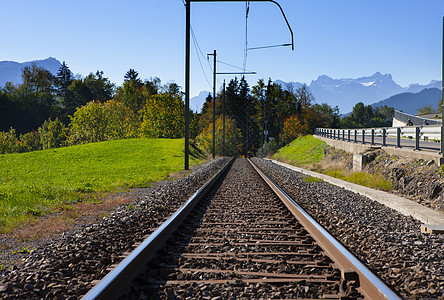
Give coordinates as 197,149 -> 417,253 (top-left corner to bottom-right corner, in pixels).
189,0 -> 294,50
216,72 -> 256,75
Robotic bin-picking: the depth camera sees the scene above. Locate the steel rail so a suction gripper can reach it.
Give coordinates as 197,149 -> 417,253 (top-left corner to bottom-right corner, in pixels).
81,158 -> 234,300
248,158 -> 402,300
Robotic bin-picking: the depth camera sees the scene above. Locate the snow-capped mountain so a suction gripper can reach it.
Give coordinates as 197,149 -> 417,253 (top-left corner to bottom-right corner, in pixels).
308,72 -> 405,113
0,57 -> 62,86
276,73 -> 441,113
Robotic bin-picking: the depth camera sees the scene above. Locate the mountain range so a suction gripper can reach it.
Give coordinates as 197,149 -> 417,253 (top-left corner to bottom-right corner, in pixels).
275,72 -> 442,114
0,57 -> 62,86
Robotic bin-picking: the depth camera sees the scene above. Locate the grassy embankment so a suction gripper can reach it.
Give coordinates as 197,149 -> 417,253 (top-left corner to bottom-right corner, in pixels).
0,138 -> 205,232
273,135 -> 392,190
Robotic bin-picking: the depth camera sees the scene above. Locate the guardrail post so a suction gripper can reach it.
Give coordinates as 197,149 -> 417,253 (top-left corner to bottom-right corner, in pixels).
371,129 -> 375,146
415,127 -> 420,151
342,129 -> 345,141
382,129 -> 386,147
347,130 -> 350,142
396,128 -> 401,148
354,129 -> 357,143
362,129 -> 365,144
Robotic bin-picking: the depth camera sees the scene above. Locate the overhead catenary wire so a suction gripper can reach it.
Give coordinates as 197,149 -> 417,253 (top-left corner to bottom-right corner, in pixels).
216,60 -> 254,73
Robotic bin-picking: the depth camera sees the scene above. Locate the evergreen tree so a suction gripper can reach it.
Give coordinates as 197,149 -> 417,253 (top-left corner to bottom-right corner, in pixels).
124,69 -> 140,82
56,61 -> 73,98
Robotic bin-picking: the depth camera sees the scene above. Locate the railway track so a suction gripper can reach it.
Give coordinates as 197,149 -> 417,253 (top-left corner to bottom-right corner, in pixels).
83,158 -> 400,299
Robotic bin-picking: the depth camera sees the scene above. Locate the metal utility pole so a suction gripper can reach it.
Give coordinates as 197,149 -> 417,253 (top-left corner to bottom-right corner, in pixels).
246,106 -> 249,156
441,16 -> 444,154
184,0 -> 191,170
264,115 -> 268,156
184,0 -> 293,169
208,50 -> 217,159
222,80 -> 226,156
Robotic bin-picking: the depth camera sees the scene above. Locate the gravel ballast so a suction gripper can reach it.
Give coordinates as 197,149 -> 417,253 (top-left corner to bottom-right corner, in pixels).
251,158 -> 443,299
0,156 -> 442,299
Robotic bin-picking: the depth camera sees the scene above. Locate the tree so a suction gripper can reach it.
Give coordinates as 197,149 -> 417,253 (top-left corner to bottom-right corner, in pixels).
145,77 -> 161,96
38,118 -> 68,149
340,102 -> 394,128
21,63 -> 56,107
124,69 -> 140,82
84,71 -> 115,102
313,103 -> 340,128
56,61 -> 73,99
64,79 -> 94,116
195,116 -> 242,157
417,104 -> 435,115
139,93 -> 184,138
282,115 -> 306,144
69,100 -> 138,145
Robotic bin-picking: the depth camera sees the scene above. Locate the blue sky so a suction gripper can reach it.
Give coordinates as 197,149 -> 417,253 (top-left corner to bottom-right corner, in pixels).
2,0 -> 443,99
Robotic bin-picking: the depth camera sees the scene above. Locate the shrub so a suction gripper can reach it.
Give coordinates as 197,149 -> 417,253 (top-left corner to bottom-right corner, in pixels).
18,131 -> 42,152
138,93 -> 184,138
38,118 -> 68,149
69,100 -> 138,145
0,128 -> 20,154
195,116 -> 241,156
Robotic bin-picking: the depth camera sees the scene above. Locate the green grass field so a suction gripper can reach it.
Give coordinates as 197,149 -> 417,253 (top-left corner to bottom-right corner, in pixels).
273,135 -> 392,191
273,135 -> 326,165
0,138 -> 204,231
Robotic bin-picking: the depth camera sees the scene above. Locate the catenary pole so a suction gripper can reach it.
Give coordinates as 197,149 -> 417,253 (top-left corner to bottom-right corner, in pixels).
441,16 -> 444,154
184,0 -> 191,170
208,50 -> 217,159
223,80 -> 226,156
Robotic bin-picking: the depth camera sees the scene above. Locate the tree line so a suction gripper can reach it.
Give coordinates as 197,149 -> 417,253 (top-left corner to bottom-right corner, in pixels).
0,62 -> 394,155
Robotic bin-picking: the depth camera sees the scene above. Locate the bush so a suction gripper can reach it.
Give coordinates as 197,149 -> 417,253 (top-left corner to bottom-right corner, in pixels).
38,118 -> 68,150
18,131 -> 42,152
195,116 -> 241,156
69,100 -> 138,145
0,128 -> 20,154
138,93 -> 184,138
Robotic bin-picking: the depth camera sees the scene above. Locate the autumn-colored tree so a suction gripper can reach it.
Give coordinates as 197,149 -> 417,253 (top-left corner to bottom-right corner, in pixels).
282,115 -> 306,144
195,116 -> 242,157
138,93 -> 184,138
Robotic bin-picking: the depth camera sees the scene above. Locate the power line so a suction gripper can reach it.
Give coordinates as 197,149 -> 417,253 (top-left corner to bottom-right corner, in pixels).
191,27 -> 213,71
180,0 -> 213,89
192,30 -> 213,89
216,59 -> 254,73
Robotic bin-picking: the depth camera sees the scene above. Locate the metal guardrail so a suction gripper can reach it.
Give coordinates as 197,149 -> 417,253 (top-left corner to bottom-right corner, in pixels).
315,126 -> 442,152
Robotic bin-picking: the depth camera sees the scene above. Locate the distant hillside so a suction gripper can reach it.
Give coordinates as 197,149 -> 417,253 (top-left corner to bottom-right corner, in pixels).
0,57 -> 62,86
370,88 -> 441,115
